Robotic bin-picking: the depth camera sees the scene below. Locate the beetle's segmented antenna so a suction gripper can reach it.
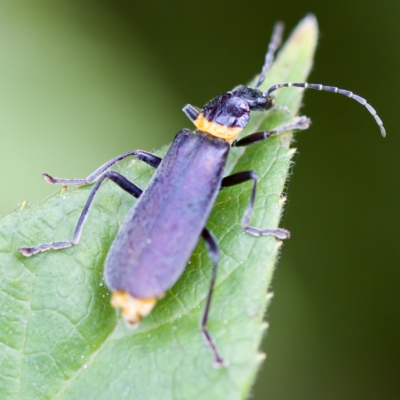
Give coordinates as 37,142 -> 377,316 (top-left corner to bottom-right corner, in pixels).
265,82 -> 386,137
255,21 -> 285,88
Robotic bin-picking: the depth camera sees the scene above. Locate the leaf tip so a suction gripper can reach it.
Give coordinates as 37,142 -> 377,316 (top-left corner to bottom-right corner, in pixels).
300,13 -> 319,35
290,13 -> 319,49
261,321 -> 269,331
255,352 -> 267,363
266,291 -> 274,301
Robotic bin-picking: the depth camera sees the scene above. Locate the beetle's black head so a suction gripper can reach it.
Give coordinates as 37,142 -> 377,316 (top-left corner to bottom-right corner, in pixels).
183,85 -> 274,144
202,86 -> 274,129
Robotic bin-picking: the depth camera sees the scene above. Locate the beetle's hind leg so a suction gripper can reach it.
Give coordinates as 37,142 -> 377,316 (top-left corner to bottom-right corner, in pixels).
43,150 -> 161,186
200,228 -> 225,368
221,172 -> 289,240
19,171 -> 143,256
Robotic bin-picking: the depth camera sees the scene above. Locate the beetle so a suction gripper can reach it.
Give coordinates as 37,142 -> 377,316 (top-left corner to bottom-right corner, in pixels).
19,20 -> 385,367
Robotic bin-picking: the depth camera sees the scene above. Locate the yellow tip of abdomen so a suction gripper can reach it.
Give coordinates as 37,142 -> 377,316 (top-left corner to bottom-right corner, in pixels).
111,291 -> 157,327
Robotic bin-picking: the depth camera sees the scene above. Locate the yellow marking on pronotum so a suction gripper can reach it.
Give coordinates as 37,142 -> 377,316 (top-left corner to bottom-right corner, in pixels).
194,113 -> 242,144
111,291 -> 157,326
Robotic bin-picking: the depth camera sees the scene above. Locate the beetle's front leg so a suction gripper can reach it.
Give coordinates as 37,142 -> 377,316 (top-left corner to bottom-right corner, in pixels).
221,172 -> 289,240
232,116 -> 310,147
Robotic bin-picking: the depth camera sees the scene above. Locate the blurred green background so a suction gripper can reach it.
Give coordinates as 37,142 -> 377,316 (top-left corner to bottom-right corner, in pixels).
0,1 -> 398,399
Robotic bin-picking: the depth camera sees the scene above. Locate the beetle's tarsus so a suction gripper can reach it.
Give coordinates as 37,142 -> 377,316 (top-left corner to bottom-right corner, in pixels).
42,173 -> 87,186
19,247 -> 36,257
270,104 -> 291,115
245,227 -> 290,240
42,173 -> 55,184
270,116 -> 311,135
201,329 -> 225,368
19,241 -> 74,257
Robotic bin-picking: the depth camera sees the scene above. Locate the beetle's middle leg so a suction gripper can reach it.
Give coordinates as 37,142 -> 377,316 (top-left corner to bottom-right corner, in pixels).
200,228 -> 225,367
19,171 -> 143,256
221,172 -> 289,239
43,150 -> 162,186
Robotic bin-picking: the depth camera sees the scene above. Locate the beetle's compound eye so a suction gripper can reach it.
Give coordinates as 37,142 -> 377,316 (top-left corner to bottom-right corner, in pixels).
260,95 -> 275,109
257,97 -> 267,106
255,96 -> 269,109
246,94 -> 274,111
251,94 -> 275,111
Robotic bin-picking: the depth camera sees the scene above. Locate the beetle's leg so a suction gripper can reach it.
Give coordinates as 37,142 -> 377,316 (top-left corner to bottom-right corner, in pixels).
19,171 -> 142,257
268,104 -> 291,115
233,116 -> 310,147
43,150 -> 162,186
200,228 -> 225,367
221,172 -> 290,239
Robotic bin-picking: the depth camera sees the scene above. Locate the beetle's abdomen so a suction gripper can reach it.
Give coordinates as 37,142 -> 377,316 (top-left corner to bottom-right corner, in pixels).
104,129 -> 229,299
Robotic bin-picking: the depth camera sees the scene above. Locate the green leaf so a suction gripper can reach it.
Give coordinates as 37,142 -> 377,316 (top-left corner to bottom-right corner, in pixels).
0,15 -> 318,400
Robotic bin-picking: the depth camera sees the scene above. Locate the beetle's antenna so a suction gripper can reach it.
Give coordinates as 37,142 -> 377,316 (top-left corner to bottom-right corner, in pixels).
255,21 -> 285,88
265,82 -> 386,137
